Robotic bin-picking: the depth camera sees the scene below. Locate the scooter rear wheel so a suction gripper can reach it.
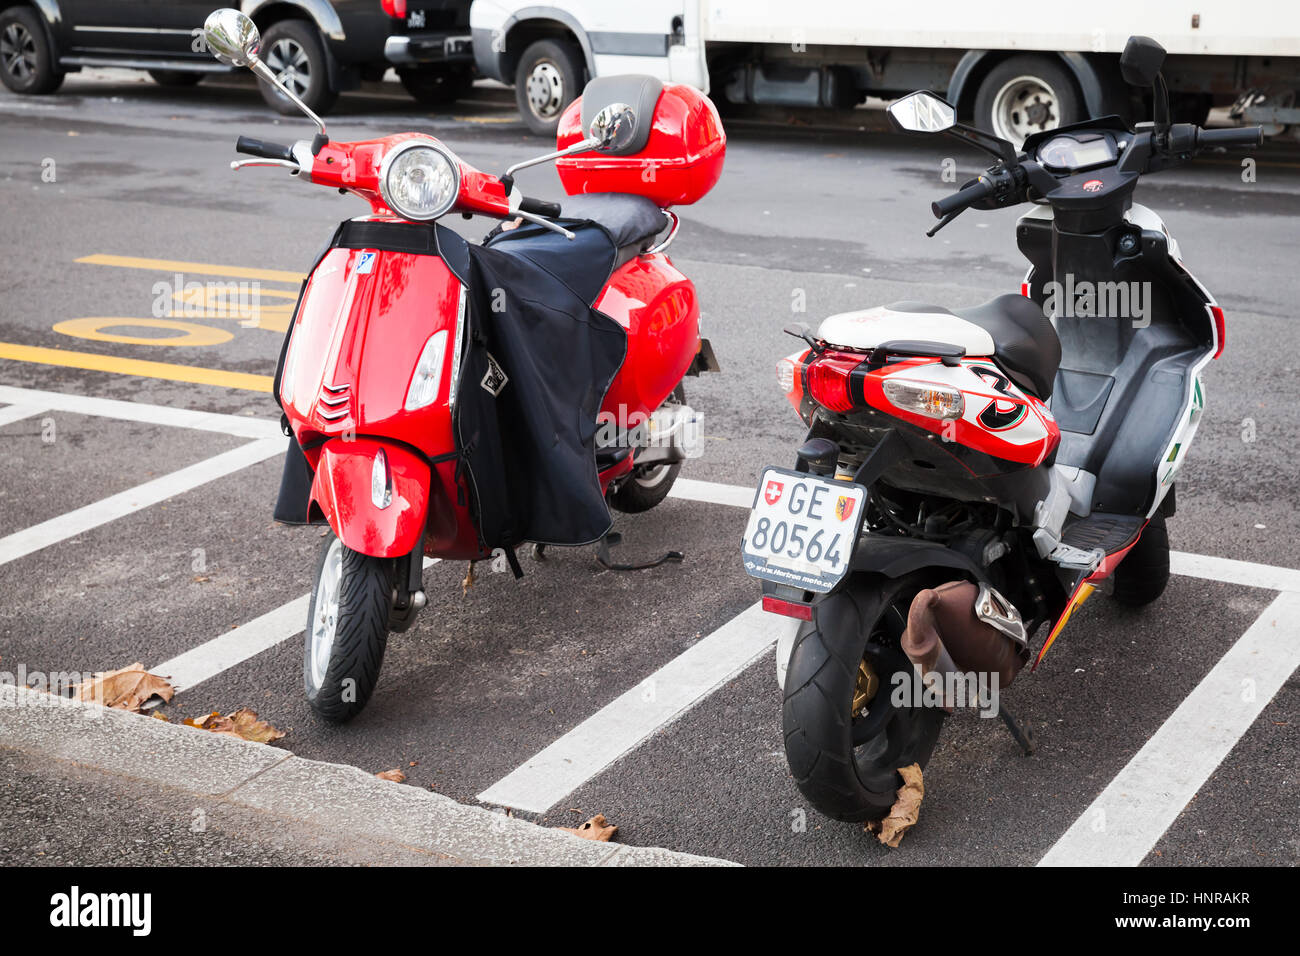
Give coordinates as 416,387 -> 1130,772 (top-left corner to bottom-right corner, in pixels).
782,573 -> 946,822
1111,511 -> 1171,607
304,534 -> 392,723
607,385 -> 685,514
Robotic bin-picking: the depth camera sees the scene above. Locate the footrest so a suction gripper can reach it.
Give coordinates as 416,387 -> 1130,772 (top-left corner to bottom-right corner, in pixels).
1061,512 -> 1144,556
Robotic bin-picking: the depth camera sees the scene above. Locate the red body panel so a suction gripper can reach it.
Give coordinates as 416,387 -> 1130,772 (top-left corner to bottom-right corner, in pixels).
311,438 -> 430,558
554,83 -> 726,206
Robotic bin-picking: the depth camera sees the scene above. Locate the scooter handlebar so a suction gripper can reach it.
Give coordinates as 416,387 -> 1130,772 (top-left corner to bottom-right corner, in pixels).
235,135 -> 297,163
1196,126 -> 1264,150
517,196 -> 562,218
931,177 -> 994,219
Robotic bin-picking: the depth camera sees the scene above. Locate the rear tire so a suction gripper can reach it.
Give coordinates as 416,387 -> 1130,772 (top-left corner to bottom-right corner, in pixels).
148,69 -> 204,88
1111,512 -> 1170,608
514,38 -> 583,137
0,8 -> 63,95
782,574 -> 947,822
304,534 -> 392,722
607,385 -> 685,514
257,19 -> 338,117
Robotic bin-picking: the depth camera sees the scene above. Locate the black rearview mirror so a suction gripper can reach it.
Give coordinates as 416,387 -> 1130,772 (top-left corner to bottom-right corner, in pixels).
1120,36 -> 1166,88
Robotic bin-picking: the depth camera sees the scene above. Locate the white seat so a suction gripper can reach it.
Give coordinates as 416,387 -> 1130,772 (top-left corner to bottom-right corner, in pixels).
817,304 -> 996,356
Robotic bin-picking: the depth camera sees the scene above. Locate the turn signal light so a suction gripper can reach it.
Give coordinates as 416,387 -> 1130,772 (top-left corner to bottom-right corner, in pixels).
883,379 -> 964,420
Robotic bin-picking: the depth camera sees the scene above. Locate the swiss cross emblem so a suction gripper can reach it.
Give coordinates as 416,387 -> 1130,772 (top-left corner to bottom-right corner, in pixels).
764,480 -> 784,505
835,495 -> 855,522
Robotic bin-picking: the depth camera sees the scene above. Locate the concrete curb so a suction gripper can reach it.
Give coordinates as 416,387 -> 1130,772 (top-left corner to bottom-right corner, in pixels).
0,685 -> 738,866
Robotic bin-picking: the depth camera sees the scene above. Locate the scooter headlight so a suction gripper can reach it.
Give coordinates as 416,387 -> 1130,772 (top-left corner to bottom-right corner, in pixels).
883,379 -> 964,420
379,140 -> 460,221
405,329 -> 449,411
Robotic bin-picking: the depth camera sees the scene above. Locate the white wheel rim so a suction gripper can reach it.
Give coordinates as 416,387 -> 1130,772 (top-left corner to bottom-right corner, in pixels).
634,464 -> 673,489
526,61 -> 564,119
990,75 -> 1061,145
1,23 -> 36,82
308,538 -> 343,690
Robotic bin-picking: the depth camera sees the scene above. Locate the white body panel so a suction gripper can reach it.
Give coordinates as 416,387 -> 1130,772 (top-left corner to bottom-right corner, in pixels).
817,306 -> 996,356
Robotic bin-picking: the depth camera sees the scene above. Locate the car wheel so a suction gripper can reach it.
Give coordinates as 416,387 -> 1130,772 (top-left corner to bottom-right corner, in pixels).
399,67 -> 473,107
514,38 -> 583,137
0,7 -> 63,95
974,55 -> 1080,147
148,69 -> 205,88
257,19 -> 338,116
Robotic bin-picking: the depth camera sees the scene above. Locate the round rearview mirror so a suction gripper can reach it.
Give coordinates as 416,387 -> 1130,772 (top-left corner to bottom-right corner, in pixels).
589,103 -> 636,152
203,8 -> 261,67
887,91 -> 956,134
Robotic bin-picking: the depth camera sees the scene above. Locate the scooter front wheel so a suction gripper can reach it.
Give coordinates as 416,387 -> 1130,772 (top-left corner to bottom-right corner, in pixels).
304,533 -> 392,723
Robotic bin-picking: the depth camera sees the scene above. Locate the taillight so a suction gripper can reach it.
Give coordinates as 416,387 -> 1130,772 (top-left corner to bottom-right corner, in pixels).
1209,305 -> 1226,360
762,595 -> 813,621
381,0 -> 408,18
806,355 -> 858,413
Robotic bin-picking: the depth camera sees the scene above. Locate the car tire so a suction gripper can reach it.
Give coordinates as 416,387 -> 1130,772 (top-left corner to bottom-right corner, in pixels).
399,67 -> 473,107
514,38 -> 584,137
974,55 -> 1081,146
1111,512 -> 1171,608
257,19 -> 338,117
0,7 -> 63,95
148,69 -> 204,88
303,534 -> 392,723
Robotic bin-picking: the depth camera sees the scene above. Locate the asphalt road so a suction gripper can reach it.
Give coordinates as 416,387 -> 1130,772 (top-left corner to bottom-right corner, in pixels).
0,69 -> 1297,867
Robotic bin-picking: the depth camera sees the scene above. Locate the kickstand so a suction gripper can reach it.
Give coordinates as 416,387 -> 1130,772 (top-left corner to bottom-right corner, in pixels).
595,532 -> 684,572
998,702 -> 1038,756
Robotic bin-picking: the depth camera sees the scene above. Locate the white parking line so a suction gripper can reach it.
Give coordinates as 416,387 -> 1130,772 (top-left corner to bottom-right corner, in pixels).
1038,589 -> 1300,866
0,385 -> 282,440
0,438 -> 284,566
150,558 -> 441,694
0,403 -> 46,428
668,477 -> 755,509
477,602 -> 799,814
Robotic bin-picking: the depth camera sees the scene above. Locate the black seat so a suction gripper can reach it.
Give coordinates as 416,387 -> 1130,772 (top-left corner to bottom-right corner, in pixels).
559,192 -> 668,260
888,295 -> 1061,399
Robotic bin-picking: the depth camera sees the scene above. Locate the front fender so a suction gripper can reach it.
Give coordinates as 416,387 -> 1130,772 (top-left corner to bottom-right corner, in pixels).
310,438 -> 429,558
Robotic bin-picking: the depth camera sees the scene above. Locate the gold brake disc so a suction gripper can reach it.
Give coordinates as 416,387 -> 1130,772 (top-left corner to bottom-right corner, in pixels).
852,658 -> 879,715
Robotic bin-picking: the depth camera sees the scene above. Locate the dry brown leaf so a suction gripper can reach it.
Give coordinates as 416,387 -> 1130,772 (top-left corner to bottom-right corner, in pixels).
73,663 -> 174,712
559,813 -> 617,842
865,763 -> 924,848
184,708 -> 285,744
375,768 -> 407,783
461,561 -> 477,596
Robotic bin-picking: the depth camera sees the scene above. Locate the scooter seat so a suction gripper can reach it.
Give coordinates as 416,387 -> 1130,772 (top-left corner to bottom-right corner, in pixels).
559,192 -> 669,261
949,294 -> 1061,400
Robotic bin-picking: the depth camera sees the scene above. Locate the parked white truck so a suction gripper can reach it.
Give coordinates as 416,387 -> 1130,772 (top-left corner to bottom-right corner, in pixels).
470,0 -> 1300,138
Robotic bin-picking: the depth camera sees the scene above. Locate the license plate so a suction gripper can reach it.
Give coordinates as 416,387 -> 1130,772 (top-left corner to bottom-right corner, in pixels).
741,467 -> 866,593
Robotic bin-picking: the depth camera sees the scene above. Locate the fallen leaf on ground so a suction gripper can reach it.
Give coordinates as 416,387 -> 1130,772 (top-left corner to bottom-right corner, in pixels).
183,708 -> 285,744
865,763 -> 924,848
73,663 -> 174,712
376,768 -> 407,783
558,813 -> 617,842
461,561 -> 477,596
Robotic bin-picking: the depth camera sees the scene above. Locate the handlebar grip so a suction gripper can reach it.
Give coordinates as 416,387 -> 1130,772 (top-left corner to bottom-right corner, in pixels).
235,135 -> 296,163
518,196 -> 562,218
931,177 -> 994,219
1196,126 -> 1264,149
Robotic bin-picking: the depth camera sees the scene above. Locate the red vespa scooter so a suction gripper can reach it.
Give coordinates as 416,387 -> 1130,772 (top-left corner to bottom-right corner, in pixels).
201,10 -> 725,721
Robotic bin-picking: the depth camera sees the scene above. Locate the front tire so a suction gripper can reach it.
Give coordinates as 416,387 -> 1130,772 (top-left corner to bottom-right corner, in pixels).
0,8 -> 63,95
257,19 -> 338,117
782,574 -> 946,822
1111,512 -> 1171,607
514,38 -> 583,137
304,534 -> 392,723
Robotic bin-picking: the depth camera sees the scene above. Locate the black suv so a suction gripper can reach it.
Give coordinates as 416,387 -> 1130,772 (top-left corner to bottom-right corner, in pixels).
0,1 -> 473,113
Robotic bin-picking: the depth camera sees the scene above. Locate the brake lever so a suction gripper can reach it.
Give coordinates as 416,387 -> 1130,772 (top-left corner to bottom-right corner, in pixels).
230,158 -> 300,172
514,209 -> 575,240
926,209 -> 962,237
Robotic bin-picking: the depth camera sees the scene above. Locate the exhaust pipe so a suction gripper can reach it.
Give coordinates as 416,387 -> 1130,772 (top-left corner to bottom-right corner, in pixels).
900,582 -> 1030,708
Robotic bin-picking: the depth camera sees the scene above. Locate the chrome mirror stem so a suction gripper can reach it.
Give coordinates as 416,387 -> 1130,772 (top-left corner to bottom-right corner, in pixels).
248,57 -> 327,137
503,136 -> 601,181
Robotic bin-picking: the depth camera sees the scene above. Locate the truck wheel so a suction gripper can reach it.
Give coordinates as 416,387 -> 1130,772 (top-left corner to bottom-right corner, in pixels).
304,534 -> 392,723
0,7 -> 63,95
514,38 -> 583,137
257,19 -> 338,116
148,69 -> 204,87
399,66 -> 473,107
1111,512 -> 1171,608
974,55 -> 1080,145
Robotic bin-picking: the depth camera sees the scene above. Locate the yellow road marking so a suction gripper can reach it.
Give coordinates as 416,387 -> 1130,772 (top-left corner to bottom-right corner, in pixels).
75,254 -> 305,284
53,317 -> 235,347
0,342 -> 272,393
